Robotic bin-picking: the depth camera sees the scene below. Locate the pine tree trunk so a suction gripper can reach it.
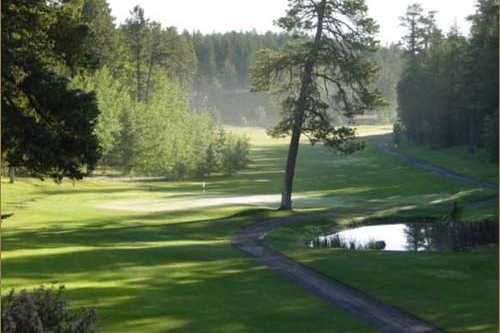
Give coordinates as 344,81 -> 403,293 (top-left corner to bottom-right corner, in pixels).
279,121 -> 303,210
279,0 -> 326,210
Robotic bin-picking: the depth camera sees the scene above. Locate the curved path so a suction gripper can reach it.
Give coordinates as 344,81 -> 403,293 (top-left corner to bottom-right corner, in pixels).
378,142 -> 498,190
232,212 -> 443,333
232,140 -> 499,333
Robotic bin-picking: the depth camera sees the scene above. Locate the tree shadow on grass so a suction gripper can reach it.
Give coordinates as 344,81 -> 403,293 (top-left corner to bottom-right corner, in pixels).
2,207 -> 374,333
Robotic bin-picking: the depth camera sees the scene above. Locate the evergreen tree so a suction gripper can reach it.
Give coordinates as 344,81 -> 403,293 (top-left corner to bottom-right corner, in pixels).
250,0 -> 383,210
81,0 -> 119,70
464,0 -> 499,152
121,5 -> 149,102
397,1 -> 498,154
2,0 -> 101,181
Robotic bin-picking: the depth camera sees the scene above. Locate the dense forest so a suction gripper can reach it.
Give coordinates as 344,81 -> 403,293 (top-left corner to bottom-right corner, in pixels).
3,0 -> 497,181
191,31 -> 402,126
396,0 -> 499,160
70,0 -> 404,127
2,0 -> 403,180
2,0 -> 251,180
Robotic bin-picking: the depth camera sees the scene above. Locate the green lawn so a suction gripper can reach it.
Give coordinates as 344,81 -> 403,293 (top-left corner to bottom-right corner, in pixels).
1,182 -> 375,332
397,137 -> 499,184
1,125 -> 498,332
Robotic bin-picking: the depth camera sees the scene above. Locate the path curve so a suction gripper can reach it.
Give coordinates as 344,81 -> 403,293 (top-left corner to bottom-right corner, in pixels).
232,140 -> 499,332
378,142 -> 498,190
232,212 -> 443,333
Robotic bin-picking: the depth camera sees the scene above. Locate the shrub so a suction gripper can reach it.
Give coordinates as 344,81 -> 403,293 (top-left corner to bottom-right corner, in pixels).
197,127 -> 251,177
1,286 -> 98,333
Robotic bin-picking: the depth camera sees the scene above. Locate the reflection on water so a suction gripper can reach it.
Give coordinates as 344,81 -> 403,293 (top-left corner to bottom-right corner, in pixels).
309,220 -> 498,251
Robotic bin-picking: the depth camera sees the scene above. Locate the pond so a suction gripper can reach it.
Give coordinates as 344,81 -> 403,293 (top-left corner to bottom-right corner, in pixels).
309,220 -> 498,252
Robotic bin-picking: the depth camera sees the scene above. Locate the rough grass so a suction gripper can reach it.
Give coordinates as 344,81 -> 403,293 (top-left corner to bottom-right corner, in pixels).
1,125 -> 498,332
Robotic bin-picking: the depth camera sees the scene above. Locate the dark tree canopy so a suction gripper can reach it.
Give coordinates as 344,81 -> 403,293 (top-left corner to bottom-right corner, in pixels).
2,0 -> 101,181
396,0 -> 498,160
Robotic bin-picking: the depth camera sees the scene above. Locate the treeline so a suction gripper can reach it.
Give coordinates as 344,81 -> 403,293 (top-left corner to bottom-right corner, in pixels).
78,3 -> 251,178
3,0 -> 250,180
3,0 -> 418,182
397,0 -> 499,160
191,31 -> 404,126
190,31 -> 289,126
77,1 -> 405,128
370,45 -> 404,124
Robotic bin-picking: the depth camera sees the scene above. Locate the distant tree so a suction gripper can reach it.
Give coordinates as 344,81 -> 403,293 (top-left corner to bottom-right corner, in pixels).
192,32 -> 217,89
81,0 -> 119,70
71,67 -> 130,165
233,138 -> 250,170
212,126 -> 228,171
371,45 -> 404,123
1,0 -> 101,182
250,0 -> 383,210
121,7 -> 197,102
165,30 -> 198,90
397,4 -> 427,143
481,109 -> 499,162
144,22 -> 166,102
111,107 -> 137,174
435,25 -> 468,147
121,5 -> 149,102
397,1 -> 498,153
197,143 -> 217,177
254,106 -> 267,126
463,0 -> 499,152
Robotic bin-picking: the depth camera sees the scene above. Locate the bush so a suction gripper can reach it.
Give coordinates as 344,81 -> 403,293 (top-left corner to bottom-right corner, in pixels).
197,127 -> 251,177
1,286 -> 98,333
221,135 -> 250,175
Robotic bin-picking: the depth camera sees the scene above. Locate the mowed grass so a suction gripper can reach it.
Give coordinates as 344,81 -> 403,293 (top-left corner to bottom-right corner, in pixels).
2,202 -> 376,332
2,125 -> 498,332
397,138 -> 499,184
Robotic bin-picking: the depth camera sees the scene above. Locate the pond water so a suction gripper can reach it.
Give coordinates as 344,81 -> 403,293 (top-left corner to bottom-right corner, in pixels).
309,220 -> 498,252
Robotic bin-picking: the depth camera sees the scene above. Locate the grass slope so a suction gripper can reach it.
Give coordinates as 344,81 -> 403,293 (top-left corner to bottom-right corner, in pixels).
2,125 -> 498,332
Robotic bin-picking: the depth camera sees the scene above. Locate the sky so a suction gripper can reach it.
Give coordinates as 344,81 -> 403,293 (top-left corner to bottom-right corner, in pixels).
107,0 -> 477,44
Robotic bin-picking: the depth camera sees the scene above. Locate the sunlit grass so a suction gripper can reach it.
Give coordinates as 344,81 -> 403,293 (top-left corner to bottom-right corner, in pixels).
1,125 -> 497,332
